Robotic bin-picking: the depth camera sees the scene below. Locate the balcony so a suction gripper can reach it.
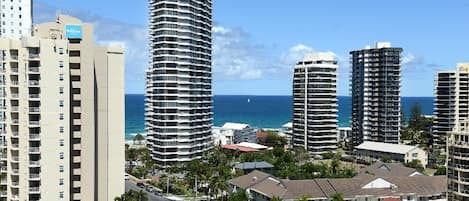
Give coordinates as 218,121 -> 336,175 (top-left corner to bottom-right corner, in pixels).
0,190 -> 6,197
10,81 -> 18,86
11,156 -> 19,162
28,53 -> 40,60
29,121 -> 40,126
11,119 -> 19,124
11,68 -> 18,73
29,107 -> 40,113
29,174 -> 40,180
11,131 -> 19,137
29,134 -> 40,140
11,106 -> 19,112
29,147 -> 40,153
11,143 -> 19,149
29,94 -> 40,99
11,168 -> 19,175
29,187 -> 40,193
28,80 -> 39,87
28,67 -> 39,73
29,161 -> 40,167
11,93 -> 19,99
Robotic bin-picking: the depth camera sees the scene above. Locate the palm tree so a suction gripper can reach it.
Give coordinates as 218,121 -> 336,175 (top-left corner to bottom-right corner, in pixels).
331,192 -> 345,201
271,196 -> 283,201
133,133 -> 145,145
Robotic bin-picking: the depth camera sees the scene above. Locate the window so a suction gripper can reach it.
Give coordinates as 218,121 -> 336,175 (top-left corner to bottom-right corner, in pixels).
59,100 -> 64,107
59,152 -> 64,159
59,178 -> 64,185
59,139 -> 64,146
412,153 -> 418,158
59,191 -> 64,199
59,74 -> 64,81
59,126 -> 64,133
59,165 -> 64,173
58,48 -> 64,55
59,87 -> 64,94
59,113 -> 64,120
59,61 -> 64,68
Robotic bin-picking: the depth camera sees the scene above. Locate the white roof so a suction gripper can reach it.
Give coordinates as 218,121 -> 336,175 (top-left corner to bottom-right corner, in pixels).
282,122 -> 292,128
222,122 -> 249,130
356,141 -> 418,155
236,142 -> 268,150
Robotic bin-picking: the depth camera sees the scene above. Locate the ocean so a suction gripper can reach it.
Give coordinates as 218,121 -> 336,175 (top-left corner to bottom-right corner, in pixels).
125,94 -> 434,140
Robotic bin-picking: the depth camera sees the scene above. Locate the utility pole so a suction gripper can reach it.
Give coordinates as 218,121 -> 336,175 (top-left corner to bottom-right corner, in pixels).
167,177 -> 170,196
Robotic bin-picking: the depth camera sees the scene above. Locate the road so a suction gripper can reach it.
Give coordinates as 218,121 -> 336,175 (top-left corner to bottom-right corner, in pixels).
125,180 -> 167,201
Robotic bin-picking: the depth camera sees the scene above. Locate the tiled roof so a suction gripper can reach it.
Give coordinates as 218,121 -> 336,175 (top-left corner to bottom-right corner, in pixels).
355,161 -> 421,178
222,144 -> 258,152
230,171 -> 445,200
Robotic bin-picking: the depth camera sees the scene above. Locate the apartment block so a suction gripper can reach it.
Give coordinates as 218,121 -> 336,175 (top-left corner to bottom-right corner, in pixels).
292,52 -> 338,155
350,42 -> 402,146
0,0 -> 32,38
448,119 -> 469,200
433,63 -> 469,150
0,15 -> 124,201
146,0 -> 213,166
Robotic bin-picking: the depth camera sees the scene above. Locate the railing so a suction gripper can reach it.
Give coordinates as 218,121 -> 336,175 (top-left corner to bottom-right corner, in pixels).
29,121 -> 40,125
11,106 -> 19,112
29,187 -> 40,192
29,81 -> 39,86
29,147 -> 40,153
12,169 -> 19,174
11,68 -> 18,73
28,67 -> 39,72
11,156 -> 19,162
29,174 -> 40,179
11,143 -> 19,148
29,54 -> 39,59
10,55 -> 18,60
11,119 -> 19,124
29,134 -> 40,139
29,94 -> 39,99
11,81 -> 18,85
11,94 -> 19,98
29,161 -> 40,166
11,132 -> 18,137
29,107 -> 40,112
11,181 -> 19,186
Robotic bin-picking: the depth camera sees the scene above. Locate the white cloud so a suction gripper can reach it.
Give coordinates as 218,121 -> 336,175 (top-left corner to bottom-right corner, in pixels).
34,2 -> 148,93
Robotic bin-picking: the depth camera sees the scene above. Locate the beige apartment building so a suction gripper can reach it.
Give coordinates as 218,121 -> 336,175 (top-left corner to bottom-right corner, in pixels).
0,15 -> 124,201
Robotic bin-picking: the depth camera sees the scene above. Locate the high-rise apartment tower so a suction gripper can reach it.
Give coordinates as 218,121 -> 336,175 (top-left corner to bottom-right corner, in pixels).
433,63 -> 469,150
146,0 -> 213,166
0,0 -> 32,38
292,52 -> 338,155
350,42 -> 402,146
0,15 -> 125,201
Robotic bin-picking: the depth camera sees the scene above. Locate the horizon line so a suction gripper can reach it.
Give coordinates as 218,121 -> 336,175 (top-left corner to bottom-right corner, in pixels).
125,93 -> 434,98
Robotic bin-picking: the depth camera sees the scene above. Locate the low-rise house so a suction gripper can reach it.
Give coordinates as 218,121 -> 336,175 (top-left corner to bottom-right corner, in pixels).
234,161 -> 274,174
355,161 -> 423,178
222,142 -> 270,153
228,170 -> 446,201
221,122 -> 257,144
355,141 -> 428,167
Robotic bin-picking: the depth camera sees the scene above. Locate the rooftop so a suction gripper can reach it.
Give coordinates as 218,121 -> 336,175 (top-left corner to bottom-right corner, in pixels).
222,122 -> 250,130
234,161 -> 274,170
355,161 -> 422,178
229,170 -> 445,200
355,141 -> 419,155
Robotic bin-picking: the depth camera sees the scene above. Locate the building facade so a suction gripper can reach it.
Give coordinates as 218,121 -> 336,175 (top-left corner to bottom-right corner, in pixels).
355,141 -> 428,167
292,52 -> 338,155
146,0 -> 213,166
433,63 -> 469,150
0,15 -> 124,201
0,0 -> 32,38
220,122 -> 256,144
350,42 -> 402,146
447,119 -> 469,200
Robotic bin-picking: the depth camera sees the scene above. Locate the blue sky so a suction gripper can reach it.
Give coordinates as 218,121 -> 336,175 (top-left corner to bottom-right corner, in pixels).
35,0 -> 469,96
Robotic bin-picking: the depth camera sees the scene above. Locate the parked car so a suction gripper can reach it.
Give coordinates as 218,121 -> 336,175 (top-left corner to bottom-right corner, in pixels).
136,182 -> 145,188
154,189 -> 163,196
145,185 -> 154,193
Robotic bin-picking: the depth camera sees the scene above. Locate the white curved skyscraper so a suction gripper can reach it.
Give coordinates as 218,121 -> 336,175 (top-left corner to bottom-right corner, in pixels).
146,0 -> 213,166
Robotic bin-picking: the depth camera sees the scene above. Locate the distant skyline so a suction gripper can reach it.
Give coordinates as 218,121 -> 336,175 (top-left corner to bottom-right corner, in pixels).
35,0 -> 469,96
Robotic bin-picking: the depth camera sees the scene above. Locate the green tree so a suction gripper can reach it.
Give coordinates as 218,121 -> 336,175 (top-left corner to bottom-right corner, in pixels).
435,165 -> 446,175
263,131 -> 287,147
405,159 -> 424,172
114,189 -> 148,201
332,192 -> 345,201
271,196 -> 284,201
133,133 -> 145,145
227,190 -> 249,201
409,103 -> 422,128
